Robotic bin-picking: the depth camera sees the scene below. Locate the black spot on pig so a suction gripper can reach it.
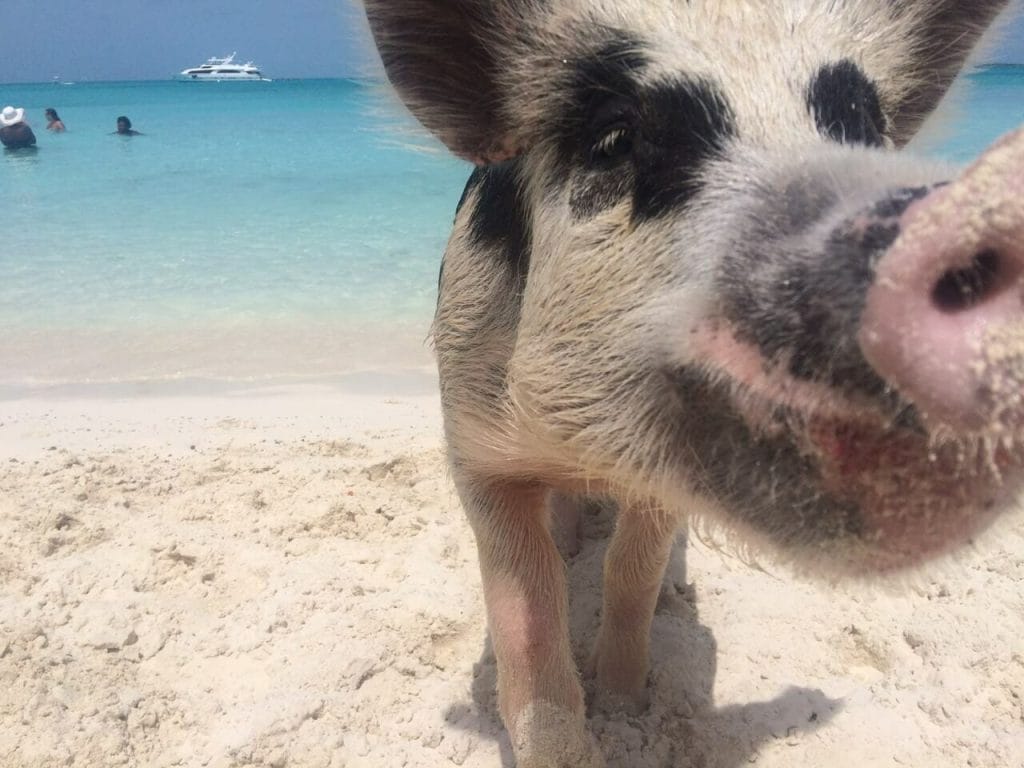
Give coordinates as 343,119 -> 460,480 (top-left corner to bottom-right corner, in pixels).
808,61 -> 885,147
560,37 -> 647,218
464,160 -> 531,281
455,168 -> 481,218
557,35 -> 735,220
631,80 -> 736,221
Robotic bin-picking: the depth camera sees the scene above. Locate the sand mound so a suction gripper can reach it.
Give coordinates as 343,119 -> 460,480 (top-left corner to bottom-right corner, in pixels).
0,387 -> 1021,767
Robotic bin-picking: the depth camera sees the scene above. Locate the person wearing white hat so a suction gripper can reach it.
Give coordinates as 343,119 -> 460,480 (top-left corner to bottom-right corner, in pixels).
0,105 -> 37,149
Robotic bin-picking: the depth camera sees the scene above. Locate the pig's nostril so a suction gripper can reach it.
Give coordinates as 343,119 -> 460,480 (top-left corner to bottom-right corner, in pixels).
931,250 -> 1002,313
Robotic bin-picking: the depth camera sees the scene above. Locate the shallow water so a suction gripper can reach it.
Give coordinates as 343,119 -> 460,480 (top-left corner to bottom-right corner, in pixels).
1,68 -> 1022,389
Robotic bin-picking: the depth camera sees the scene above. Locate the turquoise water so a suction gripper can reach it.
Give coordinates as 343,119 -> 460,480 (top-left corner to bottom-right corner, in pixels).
1,68 -> 1023,388
0,79 -> 467,385
927,65 -> 1024,161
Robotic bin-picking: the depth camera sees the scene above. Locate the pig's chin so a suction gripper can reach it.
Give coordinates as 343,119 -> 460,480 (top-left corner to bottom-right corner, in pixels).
683,326 -> 1024,574
798,415 -> 1024,573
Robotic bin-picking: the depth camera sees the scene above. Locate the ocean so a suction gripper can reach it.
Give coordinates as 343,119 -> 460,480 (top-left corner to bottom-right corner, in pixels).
1,68 -> 1023,393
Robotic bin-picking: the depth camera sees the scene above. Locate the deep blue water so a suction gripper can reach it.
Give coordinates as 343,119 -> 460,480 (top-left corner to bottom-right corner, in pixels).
0,68 -> 1022,386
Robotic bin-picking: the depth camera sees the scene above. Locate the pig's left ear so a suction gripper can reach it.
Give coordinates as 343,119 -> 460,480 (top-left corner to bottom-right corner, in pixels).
890,1 -> 1014,144
362,0 -> 523,165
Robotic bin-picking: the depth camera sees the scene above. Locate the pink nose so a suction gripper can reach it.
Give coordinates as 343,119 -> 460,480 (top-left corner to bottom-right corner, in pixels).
859,128 -> 1024,430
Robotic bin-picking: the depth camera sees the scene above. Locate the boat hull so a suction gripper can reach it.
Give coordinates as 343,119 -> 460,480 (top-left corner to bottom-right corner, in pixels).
179,72 -> 270,81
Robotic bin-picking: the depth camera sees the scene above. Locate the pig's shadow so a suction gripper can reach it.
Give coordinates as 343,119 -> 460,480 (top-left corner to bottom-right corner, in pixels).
443,502 -> 840,767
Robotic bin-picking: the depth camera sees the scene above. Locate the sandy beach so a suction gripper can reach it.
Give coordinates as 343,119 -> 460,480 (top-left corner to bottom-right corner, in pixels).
1,380 -> 1022,768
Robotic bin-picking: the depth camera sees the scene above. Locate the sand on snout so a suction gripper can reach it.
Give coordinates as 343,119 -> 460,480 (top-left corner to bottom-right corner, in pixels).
0,381 -> 1021,768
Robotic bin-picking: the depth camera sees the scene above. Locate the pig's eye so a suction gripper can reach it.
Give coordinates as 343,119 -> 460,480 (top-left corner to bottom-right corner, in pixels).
591,126 -> 634,162
585,97 -> 637,165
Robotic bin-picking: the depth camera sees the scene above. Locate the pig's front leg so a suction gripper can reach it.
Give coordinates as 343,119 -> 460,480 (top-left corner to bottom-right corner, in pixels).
590,505 -> 678,712
461,478 -> 605,768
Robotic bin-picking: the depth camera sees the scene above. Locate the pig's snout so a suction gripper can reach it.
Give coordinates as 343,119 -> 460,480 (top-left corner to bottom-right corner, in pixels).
859,129 -> 1024,430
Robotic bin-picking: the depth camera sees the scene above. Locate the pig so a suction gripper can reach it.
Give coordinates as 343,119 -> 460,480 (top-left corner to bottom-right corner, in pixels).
360,1 -> 1024,765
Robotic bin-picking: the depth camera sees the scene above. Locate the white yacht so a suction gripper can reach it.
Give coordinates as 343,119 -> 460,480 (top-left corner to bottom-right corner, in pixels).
179,54 -> 270,81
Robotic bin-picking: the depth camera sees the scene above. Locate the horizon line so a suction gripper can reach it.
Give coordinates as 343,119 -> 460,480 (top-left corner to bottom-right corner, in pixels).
3,61 -> 1021,87
0,74 -> 379,87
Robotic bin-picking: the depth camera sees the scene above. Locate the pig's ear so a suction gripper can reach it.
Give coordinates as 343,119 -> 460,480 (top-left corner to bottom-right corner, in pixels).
362,0 -> 521,165
890,1 -> 1014,144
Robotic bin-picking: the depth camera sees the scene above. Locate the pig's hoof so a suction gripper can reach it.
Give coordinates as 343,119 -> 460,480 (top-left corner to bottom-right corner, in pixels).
511,702 -> 606,767
586,647 -> 651,716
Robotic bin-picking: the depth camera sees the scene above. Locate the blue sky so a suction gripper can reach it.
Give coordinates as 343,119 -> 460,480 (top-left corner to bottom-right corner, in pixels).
0,1 -> 1022,83
0,0 -> 371,83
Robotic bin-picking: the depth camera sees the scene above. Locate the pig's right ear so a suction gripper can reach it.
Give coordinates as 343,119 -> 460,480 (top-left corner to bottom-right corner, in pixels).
362,0 -> 520,165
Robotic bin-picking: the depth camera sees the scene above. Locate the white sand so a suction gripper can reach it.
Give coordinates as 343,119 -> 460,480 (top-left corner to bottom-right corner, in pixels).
1,382 -> 1022,767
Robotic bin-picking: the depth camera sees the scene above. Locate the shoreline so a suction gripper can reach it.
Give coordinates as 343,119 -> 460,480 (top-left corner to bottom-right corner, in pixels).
0,366 -> 439,403
0,316 -> 439,397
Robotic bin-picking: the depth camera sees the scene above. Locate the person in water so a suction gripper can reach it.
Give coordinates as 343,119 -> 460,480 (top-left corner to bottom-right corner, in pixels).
0,106 -> 37,149
44,108 -> 66,132
114,115 -> 142,136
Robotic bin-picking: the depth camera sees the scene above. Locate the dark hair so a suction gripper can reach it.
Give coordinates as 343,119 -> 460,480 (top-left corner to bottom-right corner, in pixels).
45,108 -> 60,120
117,115 -> 131,128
